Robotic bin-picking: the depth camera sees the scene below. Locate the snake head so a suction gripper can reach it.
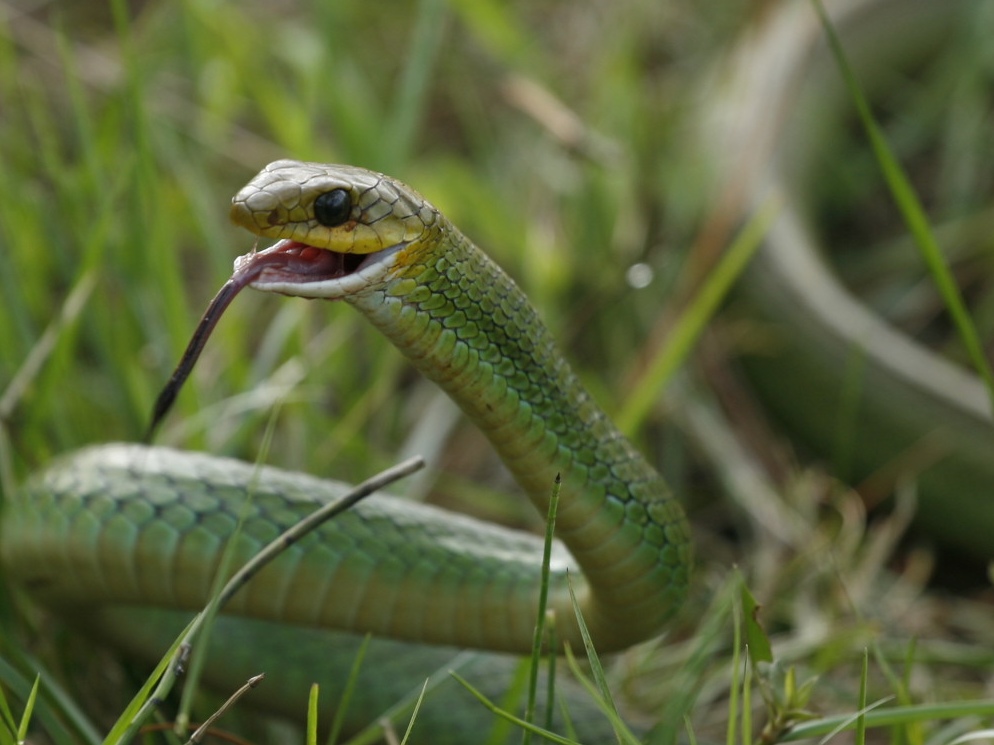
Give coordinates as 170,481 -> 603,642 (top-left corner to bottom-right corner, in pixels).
229,160 -> 442,299
147,161 -> 446,436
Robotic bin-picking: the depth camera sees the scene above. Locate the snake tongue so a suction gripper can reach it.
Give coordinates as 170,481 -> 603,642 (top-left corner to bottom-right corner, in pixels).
145,240 -> 354,442
145,240 -> 359,439
145,274 -> 246,441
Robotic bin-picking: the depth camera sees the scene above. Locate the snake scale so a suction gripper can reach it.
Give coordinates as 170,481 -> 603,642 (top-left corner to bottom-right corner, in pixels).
2,161 -> 691,741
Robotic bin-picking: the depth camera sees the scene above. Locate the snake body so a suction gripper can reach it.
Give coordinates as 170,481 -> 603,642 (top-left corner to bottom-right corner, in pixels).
2,161 -> 691,737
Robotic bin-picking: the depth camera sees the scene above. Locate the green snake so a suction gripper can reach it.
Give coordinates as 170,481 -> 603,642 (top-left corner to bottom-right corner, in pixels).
2,161 -> 691,739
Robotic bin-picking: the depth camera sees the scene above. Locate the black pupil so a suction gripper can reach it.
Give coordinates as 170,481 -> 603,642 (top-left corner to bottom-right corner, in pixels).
314,189 -> 352,227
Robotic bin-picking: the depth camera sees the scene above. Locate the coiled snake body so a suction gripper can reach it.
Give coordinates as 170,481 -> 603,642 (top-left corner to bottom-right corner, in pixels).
2,161 -> 691,739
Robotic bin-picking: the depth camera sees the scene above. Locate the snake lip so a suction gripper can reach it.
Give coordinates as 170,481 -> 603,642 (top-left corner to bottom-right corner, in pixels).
235,238 -> 402,299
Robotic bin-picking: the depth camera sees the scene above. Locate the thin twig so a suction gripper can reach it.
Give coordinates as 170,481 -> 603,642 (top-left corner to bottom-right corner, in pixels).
185,675 -> 265,745
216,455 -> 423,607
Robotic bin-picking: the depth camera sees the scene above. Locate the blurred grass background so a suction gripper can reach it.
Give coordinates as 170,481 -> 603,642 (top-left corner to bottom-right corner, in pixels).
0,0 -> 735,487
2,0 -> 994,742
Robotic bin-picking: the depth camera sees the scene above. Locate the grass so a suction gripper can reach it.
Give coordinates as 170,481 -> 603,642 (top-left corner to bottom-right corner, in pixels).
1,0 -> 994,743
810,0 -> 994,411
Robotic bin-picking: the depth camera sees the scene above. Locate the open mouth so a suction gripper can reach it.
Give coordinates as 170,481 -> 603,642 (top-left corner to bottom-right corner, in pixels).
235,239 -> 379,284
233,238 -> 405,298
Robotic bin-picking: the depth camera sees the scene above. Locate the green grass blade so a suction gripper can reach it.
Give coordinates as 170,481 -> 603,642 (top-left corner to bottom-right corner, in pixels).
102,617 -> 195,745
726,591 -> 741,745
618,198 -> 778,434
523,474 -> 562,745
740,651 -> 752,745
0,682 -> 15,745
326,634 -> 371,745
560,647 -> 640,745
782,701 -> 994,742
564,577 -> 617,724
647,575 -> 738,745
0,655 -> 102,745
543,630 -> 558,736
448,673 -> 578,745
399,680 -> 429,745
811,0 -> 994,414
380,0 -> 449,172
739,576 -> 772,665
308,684 -> 319,745
15,675 -> 39,744
855,650 -> 868,745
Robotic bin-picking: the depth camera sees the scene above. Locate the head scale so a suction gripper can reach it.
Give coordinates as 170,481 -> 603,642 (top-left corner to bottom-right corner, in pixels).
229,160 -> 439,254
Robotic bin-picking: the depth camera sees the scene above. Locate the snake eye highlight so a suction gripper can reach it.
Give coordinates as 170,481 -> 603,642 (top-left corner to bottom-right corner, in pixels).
314,189 -> 352,227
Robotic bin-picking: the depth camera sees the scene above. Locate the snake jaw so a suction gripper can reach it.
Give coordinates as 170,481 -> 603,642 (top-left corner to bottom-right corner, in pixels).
227,161 -> 441,301
235,238 -> 404,300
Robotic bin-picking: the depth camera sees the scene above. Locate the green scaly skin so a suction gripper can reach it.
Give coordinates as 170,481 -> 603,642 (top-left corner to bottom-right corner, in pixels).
354,210 -> 691,651
2,161 -> 691,739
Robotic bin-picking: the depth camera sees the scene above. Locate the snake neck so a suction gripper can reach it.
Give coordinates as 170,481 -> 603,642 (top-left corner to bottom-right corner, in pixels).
348,224 -> 691,648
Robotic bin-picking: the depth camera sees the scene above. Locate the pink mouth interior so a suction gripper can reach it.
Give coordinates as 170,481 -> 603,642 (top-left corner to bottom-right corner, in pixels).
234,240 -> 366,284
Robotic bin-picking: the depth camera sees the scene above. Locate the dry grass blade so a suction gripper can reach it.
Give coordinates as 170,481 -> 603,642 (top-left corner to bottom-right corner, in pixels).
184,675 -> 264,745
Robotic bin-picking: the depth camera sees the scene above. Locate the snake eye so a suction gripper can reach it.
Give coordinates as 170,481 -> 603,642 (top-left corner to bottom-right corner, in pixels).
313,189 -> 352,227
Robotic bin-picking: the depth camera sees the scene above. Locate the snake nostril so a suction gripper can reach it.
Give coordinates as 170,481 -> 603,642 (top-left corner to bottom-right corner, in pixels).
265,209 -> 281,226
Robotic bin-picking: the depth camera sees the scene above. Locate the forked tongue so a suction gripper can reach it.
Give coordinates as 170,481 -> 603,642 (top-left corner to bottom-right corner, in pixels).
144,242 -> 336,441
